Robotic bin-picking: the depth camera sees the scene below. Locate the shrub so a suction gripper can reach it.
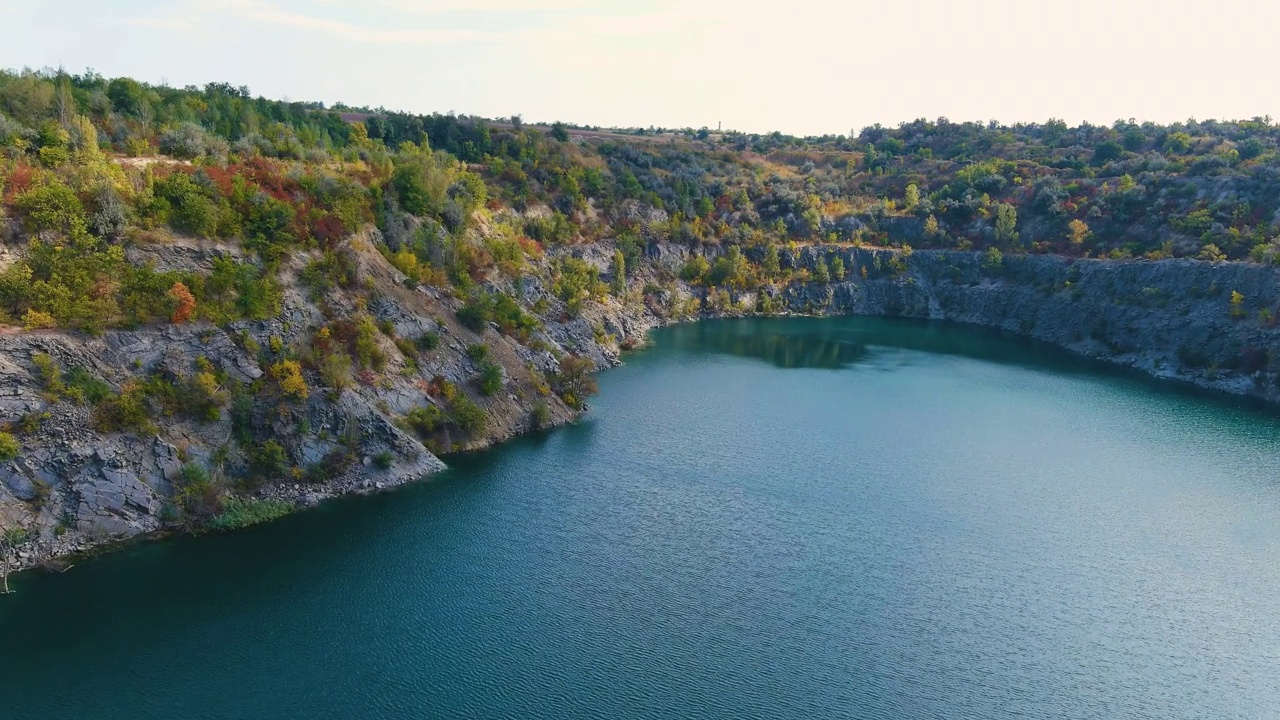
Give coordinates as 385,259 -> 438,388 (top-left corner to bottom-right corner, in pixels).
64,367 -> 112,404
319,351 -> 353,392
304,448 -> 356,484
353,315 -> 386,370
23,309 -> 56,330
681,255 -> 710,283
0,432 -> 20,461
982,246 -> 1004,272
466,343 -> 490,362
415,331 -> 441,352
299,249 -> 358,297
552,257 -> 602,314
457,291 -> 538,336
476,361 -> 503,396
174,462 -> 221,519
403,404 -> 444,436
450,395 -> 487,436
531,401 -> 551,428
250,440 -> 289,480
30,352 -> 64,397
93,382 -> 155,434
181,370 -> 228,421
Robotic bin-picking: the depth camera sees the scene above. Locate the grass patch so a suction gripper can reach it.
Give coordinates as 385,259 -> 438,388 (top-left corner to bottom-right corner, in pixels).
207,497 -> 295,531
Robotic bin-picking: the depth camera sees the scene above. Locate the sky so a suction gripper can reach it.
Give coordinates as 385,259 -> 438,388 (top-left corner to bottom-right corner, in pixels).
2,0 -> 1279,136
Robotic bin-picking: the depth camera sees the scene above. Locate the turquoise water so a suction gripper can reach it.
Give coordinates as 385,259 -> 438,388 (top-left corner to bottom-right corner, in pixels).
4,317 -> 1280,719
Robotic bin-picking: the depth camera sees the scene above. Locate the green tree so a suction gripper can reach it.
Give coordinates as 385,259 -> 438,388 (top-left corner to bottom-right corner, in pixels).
830,255 -> 846,280
610,249 -> 626,296
1163,132 -> 1192,154
812,259 -> 831,283
761,244 -> 781,280
681,255 -> 710,284
708,246 -> 751,290
14,181 -> 86,235
107,77 -> 149,118
904,183 -> 920,209
994,203 -> 1019,245
451,395 -> 488,436
476,361 -> 503,396
982,246 -> 1004,272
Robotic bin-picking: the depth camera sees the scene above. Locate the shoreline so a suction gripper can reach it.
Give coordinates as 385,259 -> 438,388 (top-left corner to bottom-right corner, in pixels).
7,245 -> 1280,578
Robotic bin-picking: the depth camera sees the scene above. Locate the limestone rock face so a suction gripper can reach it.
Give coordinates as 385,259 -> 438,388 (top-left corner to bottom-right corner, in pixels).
5,235 -> 1280,573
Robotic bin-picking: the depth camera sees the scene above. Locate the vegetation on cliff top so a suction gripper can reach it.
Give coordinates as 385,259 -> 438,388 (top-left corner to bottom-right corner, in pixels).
4,64 -> 1280,567
4,69 -> 1280,324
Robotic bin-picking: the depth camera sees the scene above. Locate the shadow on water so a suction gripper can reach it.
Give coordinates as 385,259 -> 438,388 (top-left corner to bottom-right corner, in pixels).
652,315 -> 1280,416
0,417 -> 605,649
653,316 -> 1095,371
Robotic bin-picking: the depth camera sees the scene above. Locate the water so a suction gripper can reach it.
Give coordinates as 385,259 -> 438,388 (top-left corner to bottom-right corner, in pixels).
4,316 -> 1280,719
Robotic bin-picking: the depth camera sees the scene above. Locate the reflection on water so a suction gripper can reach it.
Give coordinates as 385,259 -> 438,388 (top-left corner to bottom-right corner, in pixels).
658,316 -> 1085,371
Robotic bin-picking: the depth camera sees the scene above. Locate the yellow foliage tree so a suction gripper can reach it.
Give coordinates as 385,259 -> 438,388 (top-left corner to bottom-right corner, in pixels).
270,360 -> 309,400
1068,219 -> 1091,245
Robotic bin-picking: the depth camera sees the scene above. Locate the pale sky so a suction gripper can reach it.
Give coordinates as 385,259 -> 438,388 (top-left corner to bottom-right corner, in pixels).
1,0 -> 1278,136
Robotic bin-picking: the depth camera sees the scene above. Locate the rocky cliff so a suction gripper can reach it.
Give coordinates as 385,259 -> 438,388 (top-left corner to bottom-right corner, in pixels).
771,246 -> 1280,402
4,236 -> 1279,574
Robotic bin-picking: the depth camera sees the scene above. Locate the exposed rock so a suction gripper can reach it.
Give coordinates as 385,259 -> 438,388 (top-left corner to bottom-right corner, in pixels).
4,236 -> 1280,574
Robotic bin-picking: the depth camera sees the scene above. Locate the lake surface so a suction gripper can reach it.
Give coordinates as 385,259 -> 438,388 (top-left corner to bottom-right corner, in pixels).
4,316 -> 1280,719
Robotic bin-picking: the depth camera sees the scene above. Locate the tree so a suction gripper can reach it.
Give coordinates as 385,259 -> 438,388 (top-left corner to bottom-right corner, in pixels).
1198,243 -> 1226,262
14,181 -> 87,235
811,259 -> 831,283
994,203 -> 1019,245
680,254 -> 710,284
270,360 -> 309,400
1163,132 -> 1192,154
555,354 -> 598,410
761,244 -> 781,280
982,246 -> 1004,272
550,122 -> 569,142
167,282 -> 196,323
708,246 -> 751,290
1068,219 -> 1091,245
904,183 -> 920,209
829,255 -> 846,280
610,250 -> 626,296
107,77 -> 149,118
924,214 -> 940,238
1,525 -> 27,594
1091,140 -> 1124,165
